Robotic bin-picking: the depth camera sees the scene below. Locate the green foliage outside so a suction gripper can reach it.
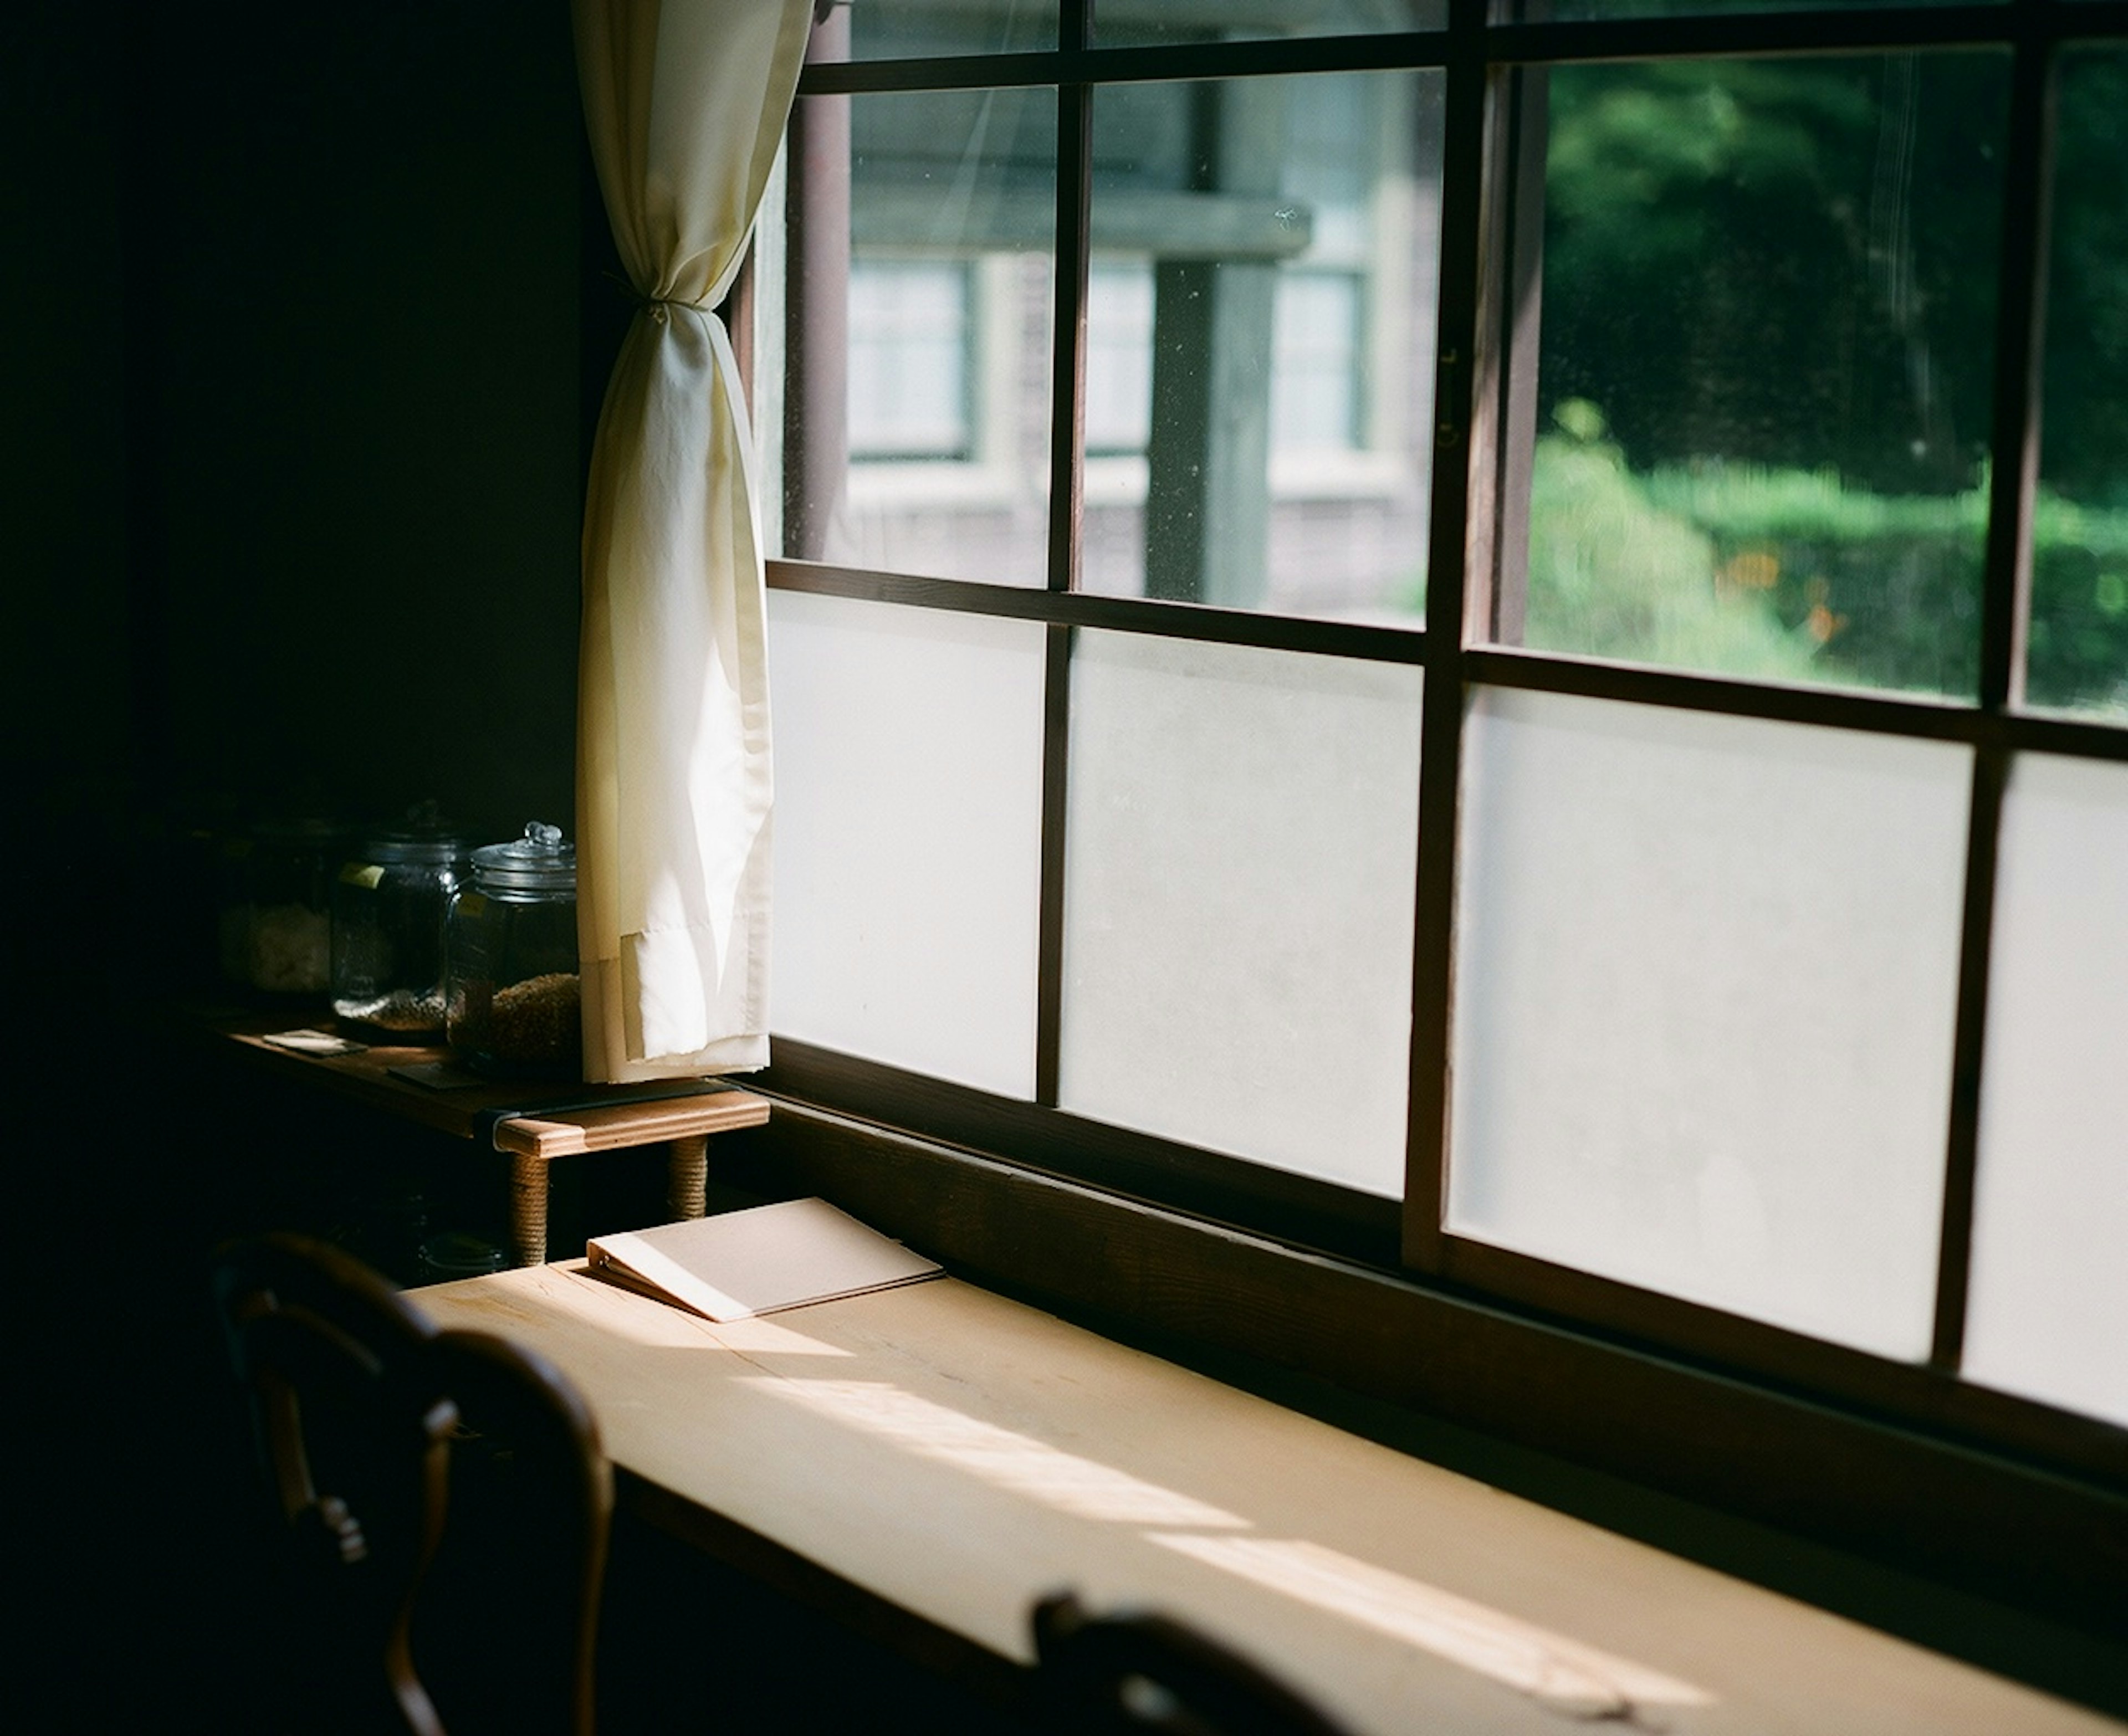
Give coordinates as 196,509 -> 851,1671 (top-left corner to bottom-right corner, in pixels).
1518,46 -> 2128,716
1524,404 -> 2128,716
1523,418 -> 1822,687
1538,55 -> 2008,499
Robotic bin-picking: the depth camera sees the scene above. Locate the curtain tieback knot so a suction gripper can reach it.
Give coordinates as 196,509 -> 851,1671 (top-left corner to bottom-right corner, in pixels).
602,272 -> 708,325
641,293 -> 710,326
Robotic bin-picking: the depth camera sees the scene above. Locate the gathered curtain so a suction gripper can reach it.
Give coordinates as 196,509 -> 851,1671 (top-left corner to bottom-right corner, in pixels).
571,0 -> 812,1080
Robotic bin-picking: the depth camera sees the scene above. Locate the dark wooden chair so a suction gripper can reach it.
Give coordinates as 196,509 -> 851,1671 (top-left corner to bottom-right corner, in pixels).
212,1232 -> 612,1736
1030,1591 -> 1354,1736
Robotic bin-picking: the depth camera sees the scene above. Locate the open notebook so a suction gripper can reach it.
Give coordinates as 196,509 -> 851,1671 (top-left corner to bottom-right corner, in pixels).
585,1197 -> 943,1323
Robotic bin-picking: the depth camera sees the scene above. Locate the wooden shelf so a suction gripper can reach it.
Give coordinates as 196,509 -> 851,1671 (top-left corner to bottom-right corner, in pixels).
493,1095 -> 771,1161
190,1005 -> 770,1264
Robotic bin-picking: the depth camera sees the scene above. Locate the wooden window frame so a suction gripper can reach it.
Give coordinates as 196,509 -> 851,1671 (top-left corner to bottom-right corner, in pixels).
728,0 -> 2128,1648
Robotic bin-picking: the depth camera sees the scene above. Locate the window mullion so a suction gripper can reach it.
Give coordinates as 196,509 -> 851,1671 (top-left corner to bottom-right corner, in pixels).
1485,62 -> 1547,648
1978,9 -> 2059,716
1402,0 -> 1494,1270
1036,48 -> 1093,1108
1048,94 -> 1092,598
1036,623 -> 1073,1108
1930,13 -> 2062,1371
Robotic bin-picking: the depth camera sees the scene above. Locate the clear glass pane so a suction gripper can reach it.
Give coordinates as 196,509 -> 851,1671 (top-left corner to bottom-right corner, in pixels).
1060,633 -> 1423,1194
1505,55 -> 2009,698
786,86 -> 1056,587
2030,46 -> 2128,720
1081,70 -> 1444,626
848,261 -> 973,459
1964,754 -> 2128,1426
766,590 -> 1046,1098
1086,263 -> 1156,454
1097,0 -> 1445,46
1447,688 -> 1971,1359
806,0 -> 1058,62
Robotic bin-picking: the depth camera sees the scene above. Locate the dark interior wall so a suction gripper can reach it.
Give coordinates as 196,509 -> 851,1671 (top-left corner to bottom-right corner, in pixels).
7,0 -> 591,1286
3,5 -> 130,820
6,0 -> 586,868
6,8 -> 589,1724
135,1 -> 585,847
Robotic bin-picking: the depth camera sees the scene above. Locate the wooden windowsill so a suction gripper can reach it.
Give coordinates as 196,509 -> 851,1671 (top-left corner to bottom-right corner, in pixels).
412,1258 -> 2125,1735
709,1093 -> 2128,1665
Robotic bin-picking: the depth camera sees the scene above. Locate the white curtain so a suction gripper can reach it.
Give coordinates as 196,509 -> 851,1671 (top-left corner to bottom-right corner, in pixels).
572,0 -> 812,1080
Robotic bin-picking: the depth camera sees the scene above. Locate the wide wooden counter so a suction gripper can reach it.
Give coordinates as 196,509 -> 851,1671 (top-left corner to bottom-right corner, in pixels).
412,1259 -> 2124,1735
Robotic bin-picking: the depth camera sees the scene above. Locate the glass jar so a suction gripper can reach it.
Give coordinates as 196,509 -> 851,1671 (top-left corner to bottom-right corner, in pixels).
444,821 -> 580,1079
234,815 -> 351,998
414,1230 -> 509,1286
330,811 -> 471,1042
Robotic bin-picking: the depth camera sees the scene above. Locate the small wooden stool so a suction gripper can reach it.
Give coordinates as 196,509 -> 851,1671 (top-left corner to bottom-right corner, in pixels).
492,1092 -> 774,1265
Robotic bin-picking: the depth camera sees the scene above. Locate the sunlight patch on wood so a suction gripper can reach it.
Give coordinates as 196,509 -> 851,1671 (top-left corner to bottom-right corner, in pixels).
1152,1532 -> 1716,1719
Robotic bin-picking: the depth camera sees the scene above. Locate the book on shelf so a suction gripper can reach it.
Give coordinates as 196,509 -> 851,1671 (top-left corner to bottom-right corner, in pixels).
585,1196 -> 942,1323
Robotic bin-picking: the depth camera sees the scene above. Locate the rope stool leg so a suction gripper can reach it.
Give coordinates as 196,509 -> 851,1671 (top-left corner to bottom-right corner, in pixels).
668,1134 -> 709,1221
510,1151 -> 550,1267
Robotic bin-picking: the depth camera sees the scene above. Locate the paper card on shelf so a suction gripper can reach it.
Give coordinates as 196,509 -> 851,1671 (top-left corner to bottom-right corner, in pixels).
261,1028 -> 368,1057
585,1197 -> 943,1322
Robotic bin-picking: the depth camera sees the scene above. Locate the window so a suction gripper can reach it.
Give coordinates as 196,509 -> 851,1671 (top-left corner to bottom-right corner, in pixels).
846,260 -> 976,460
754,0 -> 2128,1502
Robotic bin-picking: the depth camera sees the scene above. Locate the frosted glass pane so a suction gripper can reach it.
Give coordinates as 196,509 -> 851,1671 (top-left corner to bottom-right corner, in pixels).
1060,632 -> 1423,1194
767,590 -> 1045,1097
1447,689 -> 1971,1359
1964,754 -> 2128,1425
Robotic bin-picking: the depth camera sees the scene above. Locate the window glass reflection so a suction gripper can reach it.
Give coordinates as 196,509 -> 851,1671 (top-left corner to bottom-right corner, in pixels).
806,0 -> 1059,63
1096,0 -> 1445,46
1081,71 -> 1445,624
785,85 -> 1057,587
1501,55 -> 2009,698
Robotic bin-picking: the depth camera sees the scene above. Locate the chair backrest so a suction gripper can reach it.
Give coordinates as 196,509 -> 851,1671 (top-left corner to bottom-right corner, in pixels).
212,1232 -> 612,1736
1031,1591 -> 1354,1736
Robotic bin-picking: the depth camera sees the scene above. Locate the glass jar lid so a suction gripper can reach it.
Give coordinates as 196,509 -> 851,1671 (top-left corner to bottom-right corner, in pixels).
357,803 -> 470,866
472,821 -> 576,894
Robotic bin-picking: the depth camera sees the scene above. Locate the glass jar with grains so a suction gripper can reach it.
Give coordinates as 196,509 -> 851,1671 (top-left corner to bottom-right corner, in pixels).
233,814 -> 352,998
330,808 -> 471,1043
443,821 -> 580,1079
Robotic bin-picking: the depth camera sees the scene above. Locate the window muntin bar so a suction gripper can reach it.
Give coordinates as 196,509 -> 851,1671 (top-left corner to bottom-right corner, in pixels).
1094,0 -> 1449,48
1513,0 -> 2002,23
